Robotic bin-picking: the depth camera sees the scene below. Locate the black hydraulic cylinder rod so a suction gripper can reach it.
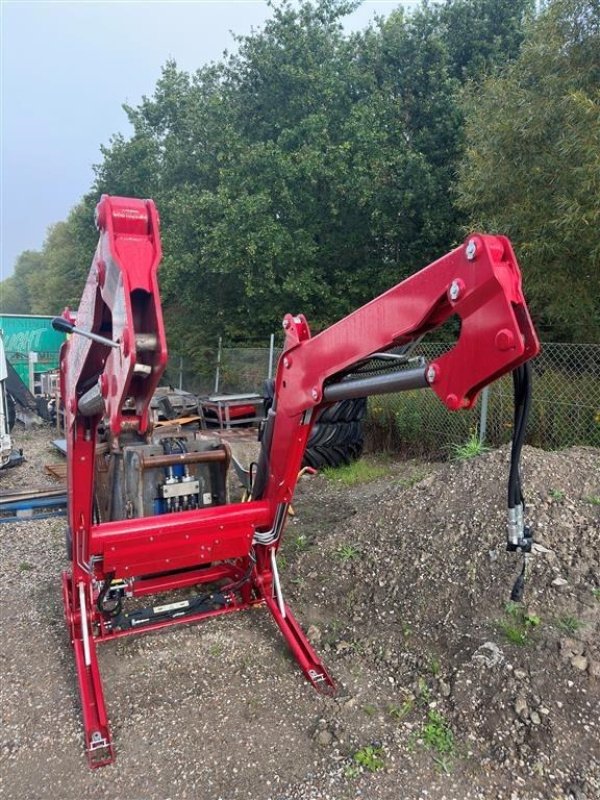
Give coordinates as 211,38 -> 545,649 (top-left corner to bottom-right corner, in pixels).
322,365 -> 429,403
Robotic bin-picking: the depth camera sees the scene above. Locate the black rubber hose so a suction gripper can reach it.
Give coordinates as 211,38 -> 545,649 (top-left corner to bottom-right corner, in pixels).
97,571 -> 122,617
508,363 -> 532,510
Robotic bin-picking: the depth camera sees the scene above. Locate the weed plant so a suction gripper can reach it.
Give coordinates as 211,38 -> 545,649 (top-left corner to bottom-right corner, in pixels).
323,459 -> 389,485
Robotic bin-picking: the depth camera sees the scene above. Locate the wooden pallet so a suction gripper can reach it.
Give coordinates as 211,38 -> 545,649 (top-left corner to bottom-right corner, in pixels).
44,462 -> 67,482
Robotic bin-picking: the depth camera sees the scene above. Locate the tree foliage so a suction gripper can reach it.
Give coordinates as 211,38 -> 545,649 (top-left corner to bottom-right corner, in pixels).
5,0 -> 572,359
457,0 -> 600,341
0,250 -> 43,313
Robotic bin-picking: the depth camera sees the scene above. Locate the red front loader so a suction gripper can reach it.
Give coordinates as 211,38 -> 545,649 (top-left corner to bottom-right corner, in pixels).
54,195 -> 540,766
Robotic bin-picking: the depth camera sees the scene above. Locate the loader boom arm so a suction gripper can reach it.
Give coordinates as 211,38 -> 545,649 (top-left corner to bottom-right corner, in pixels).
259,234 -> 539,508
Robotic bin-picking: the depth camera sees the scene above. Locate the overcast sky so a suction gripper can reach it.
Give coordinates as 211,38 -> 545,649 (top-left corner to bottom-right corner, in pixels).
0,0 -> 419,280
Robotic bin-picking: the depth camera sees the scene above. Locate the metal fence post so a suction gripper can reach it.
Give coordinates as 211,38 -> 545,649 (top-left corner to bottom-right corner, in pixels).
268,334 -> 275,380
214,337 -> 222,394
479,386 -> 490,446
178,356 -> 183,391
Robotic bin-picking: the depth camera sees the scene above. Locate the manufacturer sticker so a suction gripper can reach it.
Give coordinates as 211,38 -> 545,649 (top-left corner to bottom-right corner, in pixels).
153,600 -> 190,614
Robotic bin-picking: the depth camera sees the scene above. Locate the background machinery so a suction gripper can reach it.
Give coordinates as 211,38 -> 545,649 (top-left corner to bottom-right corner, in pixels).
55,195 -> 540,766
0,336 -> 15,468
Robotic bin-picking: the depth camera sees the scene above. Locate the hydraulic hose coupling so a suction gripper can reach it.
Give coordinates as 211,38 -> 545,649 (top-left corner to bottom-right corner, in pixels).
506,503 -> 532,552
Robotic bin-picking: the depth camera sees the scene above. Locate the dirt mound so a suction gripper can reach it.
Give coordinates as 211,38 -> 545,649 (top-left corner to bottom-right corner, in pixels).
281,445 -> 600,798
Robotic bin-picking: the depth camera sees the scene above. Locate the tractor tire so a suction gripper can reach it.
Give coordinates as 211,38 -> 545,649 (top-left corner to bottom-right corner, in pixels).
6,392 -> 16,431
262,381 -> 366,470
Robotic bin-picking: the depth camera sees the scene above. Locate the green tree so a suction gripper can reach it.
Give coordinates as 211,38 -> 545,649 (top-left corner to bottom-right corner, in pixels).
457,0 -> 600,341
3,0 -> 537,356
426,0 -> 535,80
26,200 -> 99,315
0,250 -> 43,313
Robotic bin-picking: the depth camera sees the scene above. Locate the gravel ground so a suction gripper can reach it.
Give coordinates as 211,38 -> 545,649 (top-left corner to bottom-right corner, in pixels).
1,425 -> 599,800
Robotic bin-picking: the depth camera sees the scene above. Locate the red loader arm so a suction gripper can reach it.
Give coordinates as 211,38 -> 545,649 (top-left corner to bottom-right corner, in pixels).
257,234 -> 539,509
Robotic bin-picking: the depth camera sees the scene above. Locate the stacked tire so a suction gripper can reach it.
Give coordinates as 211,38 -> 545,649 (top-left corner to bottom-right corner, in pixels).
263,381 -> 367,469
6,392 -> 16,431
303,397 -> 367,469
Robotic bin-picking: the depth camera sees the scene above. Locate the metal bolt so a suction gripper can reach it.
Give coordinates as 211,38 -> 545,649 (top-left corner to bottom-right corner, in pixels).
466,239 -> 477,261
283,357 -> 290,368
426,366 -> 437,384
449,280 -> 460,301
282,319 -> 290,329
311,388 -> 319,400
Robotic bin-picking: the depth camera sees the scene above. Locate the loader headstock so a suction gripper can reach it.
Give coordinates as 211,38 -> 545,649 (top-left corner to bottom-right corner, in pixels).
57,195 -> 168,437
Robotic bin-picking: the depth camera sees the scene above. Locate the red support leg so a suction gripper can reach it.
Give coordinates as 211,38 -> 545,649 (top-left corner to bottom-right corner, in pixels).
257,584 -> 335,694
254,553 -> 335,695
63,573 -> 114,767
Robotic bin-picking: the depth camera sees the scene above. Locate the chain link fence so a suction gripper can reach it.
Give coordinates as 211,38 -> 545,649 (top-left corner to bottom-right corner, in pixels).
164,347 -> 277,396
165,342 -> 600,456
365,342 -> 600,457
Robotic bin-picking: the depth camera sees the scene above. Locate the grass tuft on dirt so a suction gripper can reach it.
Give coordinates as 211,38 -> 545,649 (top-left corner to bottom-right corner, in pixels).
322,457 -> 390,485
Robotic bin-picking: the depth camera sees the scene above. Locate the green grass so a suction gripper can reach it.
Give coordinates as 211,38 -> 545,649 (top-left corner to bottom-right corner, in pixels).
389,699 -> 414,721
593,588 -> 600,601
18,562 -> 33,572
352,745 -> 385,772
450,432 -> 489,460
549,488 -> 565,501
322,459 -> 389,486
335,543 -> 361,561
498,602 -> 541,645
499,622 -> 529,646
432,755 -> 453,774
276,554 -> 288,571
421,710 -> 455,755
416,677 -> 431,707
584,495 -> 600,506
524,612 -> 541,628
293,533 -> 311,552
556,615 -> 585,634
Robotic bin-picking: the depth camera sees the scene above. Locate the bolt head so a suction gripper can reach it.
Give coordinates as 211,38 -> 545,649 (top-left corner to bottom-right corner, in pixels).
449,280 -> 460,301
495,328 -> 515,351
311,388 -> 319,400
466,239 -> 477,261
426,366 -> 437,384
282,319 -> 290,329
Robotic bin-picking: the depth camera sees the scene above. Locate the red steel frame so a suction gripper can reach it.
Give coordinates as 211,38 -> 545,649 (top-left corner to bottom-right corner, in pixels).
58,196 -> 540,767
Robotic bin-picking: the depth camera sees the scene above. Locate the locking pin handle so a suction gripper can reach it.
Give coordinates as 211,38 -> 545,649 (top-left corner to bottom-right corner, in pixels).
52,316 -> 119,349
